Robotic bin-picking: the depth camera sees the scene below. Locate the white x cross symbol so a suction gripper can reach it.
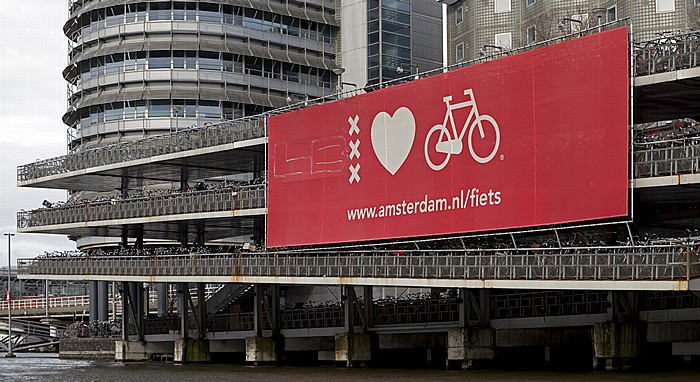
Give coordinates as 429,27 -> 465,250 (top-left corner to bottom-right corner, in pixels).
349,163 -> 361,184
349,140 -> 360,160
348,115 -> 360,136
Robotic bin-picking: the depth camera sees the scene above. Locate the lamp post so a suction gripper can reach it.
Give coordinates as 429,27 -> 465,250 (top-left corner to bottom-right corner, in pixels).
172,106 -> 183,133
332,67 -> 346,98
4,233 -> 15,358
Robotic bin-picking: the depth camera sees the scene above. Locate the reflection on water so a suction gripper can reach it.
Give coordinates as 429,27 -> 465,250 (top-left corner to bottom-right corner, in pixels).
0,354 -> 699,382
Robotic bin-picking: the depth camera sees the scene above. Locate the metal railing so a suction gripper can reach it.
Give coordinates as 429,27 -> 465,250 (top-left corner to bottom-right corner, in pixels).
17,117 -> 264,183
374,298 -> 459,325
17,245 -> 700,283
17,185 -> 266,229
635,30 -> 700,76
0,295 -> 89,311
634,138 -> 700,178
491,291 -> 608,319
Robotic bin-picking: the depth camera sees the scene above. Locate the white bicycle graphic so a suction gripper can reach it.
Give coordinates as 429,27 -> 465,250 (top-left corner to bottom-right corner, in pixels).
424,89 -> 500,171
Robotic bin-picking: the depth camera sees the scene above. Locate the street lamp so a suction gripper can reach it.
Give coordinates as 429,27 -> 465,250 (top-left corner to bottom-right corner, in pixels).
4,232 -> 15,358
332,67 -> 346,98
172,106 -> 183,133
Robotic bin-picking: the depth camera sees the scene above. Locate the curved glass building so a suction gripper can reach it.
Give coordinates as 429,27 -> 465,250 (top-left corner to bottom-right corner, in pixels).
64,0 -> 338,149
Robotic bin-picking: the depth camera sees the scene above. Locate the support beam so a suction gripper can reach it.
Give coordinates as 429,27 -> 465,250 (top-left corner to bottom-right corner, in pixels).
253,284 -> 263,337
157,283 -> 168,318
178,283 -> 189,339
88,281 -> 98,323
97,281 -> 109,322
363,286 -> 373,332
196,283 -> 206,339
343,285 -> 355,334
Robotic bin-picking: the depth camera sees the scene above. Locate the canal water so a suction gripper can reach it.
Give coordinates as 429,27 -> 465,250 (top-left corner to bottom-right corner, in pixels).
1,354 -> 699,382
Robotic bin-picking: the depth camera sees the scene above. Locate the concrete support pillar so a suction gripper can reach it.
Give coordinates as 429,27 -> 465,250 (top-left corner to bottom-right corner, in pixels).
128,282 -> 145,341
115,340 -> 149,362
174,338 -> 210,364
195,224 -> 205,247
270,284 -> 280,335
88,281 -> 98,323
156,283 -> 168,318
447,328 -> 495,369
134,225 -> 144,251
343,285 -> 355,333
246,336 -> 280,364
253,284 -> 263,337
335,333 -> 374,367
363,286 -> 373,331
120,282 -> 129,341
593,321 -> 643,370
120,227 -> 129,249
97,281 -> 109,322
178,283 -> 189,339
196,283 -> 206,339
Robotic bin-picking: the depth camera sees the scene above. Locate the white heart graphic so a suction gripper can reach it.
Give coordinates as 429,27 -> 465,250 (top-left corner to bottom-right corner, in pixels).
371,107 -> 415,175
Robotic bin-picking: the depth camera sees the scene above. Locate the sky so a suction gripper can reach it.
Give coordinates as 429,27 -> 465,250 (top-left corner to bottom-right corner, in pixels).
0,1 -> 77,265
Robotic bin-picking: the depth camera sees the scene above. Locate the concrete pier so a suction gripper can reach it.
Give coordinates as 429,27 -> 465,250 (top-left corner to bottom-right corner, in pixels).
174,338 -> 211,363
115,340 -> 149,362
447,328 -> 495,369
593,322 -> 643,370
335,333 -> 373,367
245,336 -> 282,364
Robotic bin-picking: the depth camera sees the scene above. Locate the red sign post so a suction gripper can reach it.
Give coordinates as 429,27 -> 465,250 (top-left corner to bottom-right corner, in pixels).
268,28 -> 629,248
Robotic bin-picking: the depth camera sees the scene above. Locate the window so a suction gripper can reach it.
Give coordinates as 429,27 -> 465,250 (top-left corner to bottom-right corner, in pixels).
455,43 -> 464,62
656,0 -> 675,13
495,33 -> 512,49
148,51 -> 171,69
455,7 -> 463,25
527,26 -> 536,44
527,0 -> 536,6
148,100 -> 170,118
495,0 -> 511,13
607,5 -> 617,22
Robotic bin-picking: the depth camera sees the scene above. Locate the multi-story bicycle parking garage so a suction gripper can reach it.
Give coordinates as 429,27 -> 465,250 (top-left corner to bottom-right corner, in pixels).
11,13 -> 700,370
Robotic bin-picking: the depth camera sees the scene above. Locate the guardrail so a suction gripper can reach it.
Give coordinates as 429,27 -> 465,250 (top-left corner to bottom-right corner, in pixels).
634,139 -> 700,178
635,30 -> 700,76
17,118 -> 265,183
17,185 -> 266,229
17,245 -> 700,283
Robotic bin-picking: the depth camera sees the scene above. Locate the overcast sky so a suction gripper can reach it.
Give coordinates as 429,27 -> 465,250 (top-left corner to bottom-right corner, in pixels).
0,1 -> 77,265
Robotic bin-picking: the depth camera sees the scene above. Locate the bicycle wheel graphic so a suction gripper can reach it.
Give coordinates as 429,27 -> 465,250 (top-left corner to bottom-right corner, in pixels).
424,124 -> 452,171
468,115 -> 500,164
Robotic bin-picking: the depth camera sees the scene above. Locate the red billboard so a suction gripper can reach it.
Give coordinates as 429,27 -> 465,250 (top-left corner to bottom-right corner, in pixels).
267,28 -> 629,248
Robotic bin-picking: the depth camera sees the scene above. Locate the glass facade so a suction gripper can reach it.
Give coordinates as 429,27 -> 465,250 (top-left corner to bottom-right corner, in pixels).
367,0 -> 412,86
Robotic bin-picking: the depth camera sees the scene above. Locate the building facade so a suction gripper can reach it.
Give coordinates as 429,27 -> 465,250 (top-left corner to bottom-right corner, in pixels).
446,0 -> 700,65
339,0 -> 442,92
64,0 -> 339,150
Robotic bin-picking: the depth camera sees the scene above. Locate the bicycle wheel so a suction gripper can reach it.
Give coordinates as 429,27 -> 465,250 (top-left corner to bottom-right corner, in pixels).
468,115 -> 500,164
424,124 -> 452,171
